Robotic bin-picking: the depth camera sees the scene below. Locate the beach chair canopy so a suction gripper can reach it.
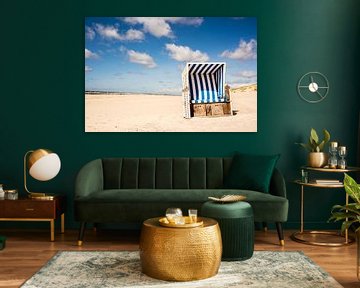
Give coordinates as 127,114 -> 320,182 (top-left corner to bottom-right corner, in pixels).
183,62 -> 226,104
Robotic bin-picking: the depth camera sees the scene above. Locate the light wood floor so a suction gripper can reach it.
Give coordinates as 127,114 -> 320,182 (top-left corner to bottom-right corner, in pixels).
0,228 -> 358,288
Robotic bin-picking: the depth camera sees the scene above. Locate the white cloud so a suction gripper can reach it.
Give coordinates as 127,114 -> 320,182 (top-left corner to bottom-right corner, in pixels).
165,43 -> 209,62
85,48 -> 98,59
125,28 -> 145,40
95,24 -> 122,40
124,17 -> 172,38
221,39 -> 257,60
164,17 -> 203,26
85,26 -> 95,40
127,50 -> 157,68
238,70 -> 257,79
229,70 -> 257,85
85,65 -> 93,72
123,17 -> 203,38
94,23 -> 144,41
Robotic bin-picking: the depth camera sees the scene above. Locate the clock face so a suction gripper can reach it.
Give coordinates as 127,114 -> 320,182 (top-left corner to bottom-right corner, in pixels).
297,72 -> 329,103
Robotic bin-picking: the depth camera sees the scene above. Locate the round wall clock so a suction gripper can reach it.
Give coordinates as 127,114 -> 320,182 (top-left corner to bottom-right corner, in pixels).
297,72 -> 329,103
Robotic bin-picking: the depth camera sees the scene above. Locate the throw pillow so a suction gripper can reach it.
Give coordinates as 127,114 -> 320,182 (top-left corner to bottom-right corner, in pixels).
223,153 -> 280,193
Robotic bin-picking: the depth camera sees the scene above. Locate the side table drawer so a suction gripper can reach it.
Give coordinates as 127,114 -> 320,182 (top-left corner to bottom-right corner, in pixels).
1,201 -> 55,218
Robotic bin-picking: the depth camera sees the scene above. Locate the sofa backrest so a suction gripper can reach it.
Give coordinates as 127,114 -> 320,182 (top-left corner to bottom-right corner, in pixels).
102,158 -> 233,190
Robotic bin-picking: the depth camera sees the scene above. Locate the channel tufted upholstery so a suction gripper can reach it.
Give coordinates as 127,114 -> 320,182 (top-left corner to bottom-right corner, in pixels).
100,158 -> 232,190
74,157 -> 288,245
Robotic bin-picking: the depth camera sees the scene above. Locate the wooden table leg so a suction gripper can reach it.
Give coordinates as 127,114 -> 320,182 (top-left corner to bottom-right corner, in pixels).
61,213 -> 65,234
50,219 -> 55,242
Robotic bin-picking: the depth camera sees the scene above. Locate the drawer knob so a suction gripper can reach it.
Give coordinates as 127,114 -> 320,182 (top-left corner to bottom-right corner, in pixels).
25,208 -> 35,211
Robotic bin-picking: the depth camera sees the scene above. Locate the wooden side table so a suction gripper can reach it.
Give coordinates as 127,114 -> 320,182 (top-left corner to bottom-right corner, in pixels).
0,195 -> 65,241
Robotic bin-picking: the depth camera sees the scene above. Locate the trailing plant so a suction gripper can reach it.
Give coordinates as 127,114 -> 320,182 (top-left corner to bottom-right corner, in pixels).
296,128 -> 330,152
329,173 -> 360,233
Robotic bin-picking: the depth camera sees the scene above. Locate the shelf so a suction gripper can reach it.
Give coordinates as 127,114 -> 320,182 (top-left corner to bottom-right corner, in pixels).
294,180 -> 344,188
301,166 -> 360,173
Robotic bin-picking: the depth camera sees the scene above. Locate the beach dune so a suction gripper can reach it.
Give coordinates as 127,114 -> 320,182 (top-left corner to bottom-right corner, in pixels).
85,88 -> 257,132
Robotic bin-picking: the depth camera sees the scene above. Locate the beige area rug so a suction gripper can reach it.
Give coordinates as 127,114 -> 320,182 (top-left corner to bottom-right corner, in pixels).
21,250 -> 342,288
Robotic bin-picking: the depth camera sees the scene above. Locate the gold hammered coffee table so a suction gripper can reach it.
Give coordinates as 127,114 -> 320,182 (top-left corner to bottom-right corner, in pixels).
139,217 -> 222,281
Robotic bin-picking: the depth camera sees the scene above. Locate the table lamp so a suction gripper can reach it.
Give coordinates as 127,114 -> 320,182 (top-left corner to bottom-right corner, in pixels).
24,148 -> 61,199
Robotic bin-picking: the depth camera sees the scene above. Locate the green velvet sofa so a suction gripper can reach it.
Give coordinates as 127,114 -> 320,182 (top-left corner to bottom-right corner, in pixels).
74,157 -> 288,245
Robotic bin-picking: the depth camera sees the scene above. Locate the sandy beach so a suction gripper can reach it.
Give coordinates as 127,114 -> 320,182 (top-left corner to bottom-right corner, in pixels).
85,87 -> 257,132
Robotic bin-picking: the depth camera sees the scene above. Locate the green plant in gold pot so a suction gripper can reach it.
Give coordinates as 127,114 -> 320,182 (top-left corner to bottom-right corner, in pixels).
296,128 -> 330,167
329,173 -> 360,279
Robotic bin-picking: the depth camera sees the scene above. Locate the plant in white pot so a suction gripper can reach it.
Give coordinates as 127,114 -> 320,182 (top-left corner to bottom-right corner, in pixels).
329,173 -> 360,279
296,128 -> 330,167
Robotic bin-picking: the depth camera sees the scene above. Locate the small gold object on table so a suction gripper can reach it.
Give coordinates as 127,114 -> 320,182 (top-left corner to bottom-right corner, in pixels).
140,217 -> 222,281
159,216 -> 203,228
4,189 -> 18,200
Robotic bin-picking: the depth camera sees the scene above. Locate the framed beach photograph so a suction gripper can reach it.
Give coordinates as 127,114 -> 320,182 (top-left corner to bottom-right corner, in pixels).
85,17 -> 257,132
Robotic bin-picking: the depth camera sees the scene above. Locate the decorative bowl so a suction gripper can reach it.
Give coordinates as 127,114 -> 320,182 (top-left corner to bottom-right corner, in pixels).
208,194 -> 246,203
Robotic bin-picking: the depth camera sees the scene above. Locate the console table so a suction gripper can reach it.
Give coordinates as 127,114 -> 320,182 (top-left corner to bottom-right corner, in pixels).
291,166 -> 359,246
0,195 -> 65,241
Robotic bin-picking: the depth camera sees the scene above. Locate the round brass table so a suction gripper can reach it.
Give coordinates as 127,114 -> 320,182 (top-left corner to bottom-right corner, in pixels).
139,217 -> 222,281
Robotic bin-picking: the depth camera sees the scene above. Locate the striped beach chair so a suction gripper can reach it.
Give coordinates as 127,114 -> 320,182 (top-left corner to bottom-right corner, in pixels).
182,62 -> 232,118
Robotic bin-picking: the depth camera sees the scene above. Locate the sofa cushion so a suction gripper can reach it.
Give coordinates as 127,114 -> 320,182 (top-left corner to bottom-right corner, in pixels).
75,188 -> 288,222
223,153 -> 280,193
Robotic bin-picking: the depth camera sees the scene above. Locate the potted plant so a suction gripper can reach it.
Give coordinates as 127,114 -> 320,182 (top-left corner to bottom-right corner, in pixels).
329,173 -> 360,279
296,128 -> 330,167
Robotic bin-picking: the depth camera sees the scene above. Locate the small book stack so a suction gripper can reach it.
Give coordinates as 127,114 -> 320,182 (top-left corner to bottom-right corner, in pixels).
315,179 -> 341,185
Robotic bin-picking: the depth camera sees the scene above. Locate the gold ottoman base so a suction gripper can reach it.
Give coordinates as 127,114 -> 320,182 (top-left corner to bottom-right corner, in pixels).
140,217 -> 222,281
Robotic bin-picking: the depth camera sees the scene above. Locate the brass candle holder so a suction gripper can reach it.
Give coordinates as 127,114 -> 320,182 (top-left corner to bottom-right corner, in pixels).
338,146 -> 347,169
328,142 -> 338,169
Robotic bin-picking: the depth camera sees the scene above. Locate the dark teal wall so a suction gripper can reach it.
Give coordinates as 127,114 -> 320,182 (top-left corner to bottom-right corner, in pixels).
1,0 -> 359,230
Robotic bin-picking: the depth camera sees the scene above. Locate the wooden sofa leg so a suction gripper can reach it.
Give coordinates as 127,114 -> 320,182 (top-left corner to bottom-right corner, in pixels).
77,222 -> 86,246
276,222 -> 285,246
262,222 -> 268,232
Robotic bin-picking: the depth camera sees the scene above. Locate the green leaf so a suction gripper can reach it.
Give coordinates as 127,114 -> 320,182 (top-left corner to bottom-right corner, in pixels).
344,173 -> 360,204
310,128 -> 319,144
295,142 -> 312,152
317,140 -> 325,152
341,220 -> 358,234
331,203 -> 360,215
323,129 -> 330,144
309,137 -> 316,152
330,211 -> 357,220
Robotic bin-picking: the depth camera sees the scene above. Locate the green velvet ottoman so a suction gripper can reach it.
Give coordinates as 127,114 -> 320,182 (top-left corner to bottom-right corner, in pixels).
201,201 -> 254,261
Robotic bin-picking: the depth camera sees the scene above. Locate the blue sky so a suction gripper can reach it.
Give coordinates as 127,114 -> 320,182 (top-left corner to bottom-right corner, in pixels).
85,17 -> 257,94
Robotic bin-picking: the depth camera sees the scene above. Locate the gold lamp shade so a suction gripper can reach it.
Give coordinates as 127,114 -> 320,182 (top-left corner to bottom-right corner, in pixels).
24,148 -> 61,199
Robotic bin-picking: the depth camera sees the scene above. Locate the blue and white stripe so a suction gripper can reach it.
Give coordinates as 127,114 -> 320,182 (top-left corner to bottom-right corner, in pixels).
191,98 -> 226,104
187,63 -> 226,104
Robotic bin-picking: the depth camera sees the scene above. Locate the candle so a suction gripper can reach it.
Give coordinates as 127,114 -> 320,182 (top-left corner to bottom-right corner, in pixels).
330,142 -> 338,148
338,146 -> 346,153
